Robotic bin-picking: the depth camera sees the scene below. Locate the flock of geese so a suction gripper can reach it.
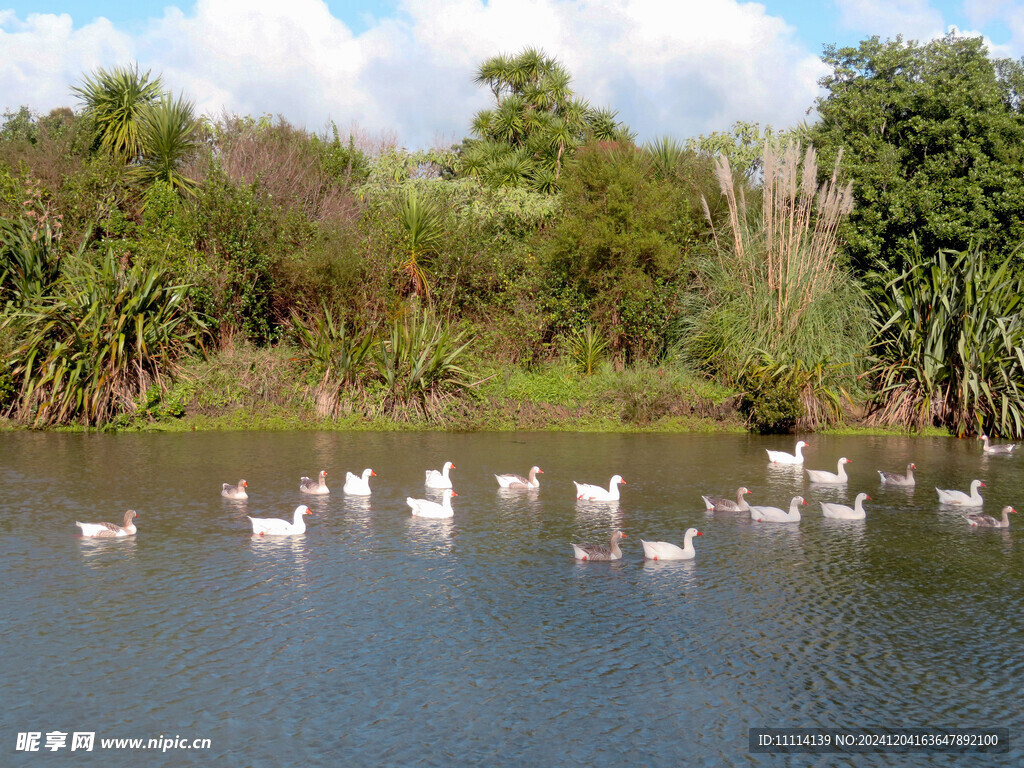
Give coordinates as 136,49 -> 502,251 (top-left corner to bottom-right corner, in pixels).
73,434 -> 1019,559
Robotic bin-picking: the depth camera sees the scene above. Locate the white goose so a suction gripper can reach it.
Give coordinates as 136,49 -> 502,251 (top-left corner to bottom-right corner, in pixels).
495,466 -> 543,489
299,470 -> 330,495
702,487 -> 751,512
820,492 -> 871,520
967,506 -> 1017,528
408,489 -> 457,519
641,528 -> 702,560
425,461 -> 456,489
878,463 -> 916,487
222,479 -> 248,499
806,457 -> 851,484
980,434 -> 1018,454
76,510 -> 138,538
248,505 -> 311,536
750,496 -> 806,523
766,440 -> 809,465
571,530 -> 626,561
343,468 -> 376,496
574,475 -> 625,501
936,479 -> 985,507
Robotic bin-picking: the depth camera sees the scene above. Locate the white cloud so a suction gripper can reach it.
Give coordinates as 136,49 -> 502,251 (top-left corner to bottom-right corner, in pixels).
835,0 -> 945,42
1,0 -> 827,147
0,11 -> 134,113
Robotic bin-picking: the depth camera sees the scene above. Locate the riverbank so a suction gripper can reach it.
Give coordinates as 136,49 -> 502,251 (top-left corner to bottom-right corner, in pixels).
0,343 -> 945,437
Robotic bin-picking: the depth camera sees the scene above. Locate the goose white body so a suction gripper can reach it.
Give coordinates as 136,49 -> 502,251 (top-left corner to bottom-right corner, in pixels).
820,493 -> 871,520
573,475 -> 625,501
425,462 -> 455,489
495,466 -> 543,489
806,457 -> 850,484
936,479 -> 985,507
766,440 -> 809,465
408,489 -> 457,518
248,505 -> 311,536
750,496 -> 806,523
343,468 -> 376,496
641,528 -> 702,560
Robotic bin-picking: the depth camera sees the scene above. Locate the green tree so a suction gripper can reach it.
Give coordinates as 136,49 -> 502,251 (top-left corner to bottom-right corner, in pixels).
461,47 -> 633,193
808,34 -> 1024,284
540,142 -> 703,364
132,94 -> 201,195
72,64 -> 164,161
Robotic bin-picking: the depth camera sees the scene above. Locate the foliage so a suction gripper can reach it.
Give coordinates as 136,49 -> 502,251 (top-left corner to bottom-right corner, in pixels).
867,245 -> 1024,437
460,47 -> 633,192
190,172 -> 283,346
0,215 -> 68,304
742,354 -> 850,432
3,251 -> 203,426
565,325 -> 608,375
687,142 -> 869,394
72,64 -> 164,161
808,34 -> 1024,285
292,303 -> 372,388
397,188 -> 445,302
740,367 -> 802,434
372,309 -> 473,419
132,94 -> 201,195
684,120 -> 798,179
540,142 -> 706,365
204,114 -> 364,224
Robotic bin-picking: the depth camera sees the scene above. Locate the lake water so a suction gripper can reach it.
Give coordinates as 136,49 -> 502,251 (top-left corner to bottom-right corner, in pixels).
1,431 -> 1021,766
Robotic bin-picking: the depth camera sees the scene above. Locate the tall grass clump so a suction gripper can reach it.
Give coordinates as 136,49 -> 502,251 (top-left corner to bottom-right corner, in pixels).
3,251 -> 203,426
372,309 -> 472,420
688,141 -> 870,430
292,304 -> 372,417
565,325 -> 608,375
867,246 -> 1024,437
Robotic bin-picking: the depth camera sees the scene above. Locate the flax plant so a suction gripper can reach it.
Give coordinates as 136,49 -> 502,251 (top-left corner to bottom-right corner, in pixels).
868,246 -> 1024,437
4,252 -> 202,426
372,309 -> 472,420
690,142 -> 869,428
292,304 -> 372,416
565,325 -> 608,376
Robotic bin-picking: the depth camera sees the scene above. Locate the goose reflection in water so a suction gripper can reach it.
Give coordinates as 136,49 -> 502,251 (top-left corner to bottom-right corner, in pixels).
78,535 -> 138,568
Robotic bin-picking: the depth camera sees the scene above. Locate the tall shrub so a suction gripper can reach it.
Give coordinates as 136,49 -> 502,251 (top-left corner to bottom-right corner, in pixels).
688,142 -> 870,429
868,246 -> 1024,437
4,251 -> 203,426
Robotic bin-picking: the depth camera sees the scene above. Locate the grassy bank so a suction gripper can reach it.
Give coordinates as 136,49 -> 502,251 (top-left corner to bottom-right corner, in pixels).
0,343 -> 927,436
77,343 -> 748,433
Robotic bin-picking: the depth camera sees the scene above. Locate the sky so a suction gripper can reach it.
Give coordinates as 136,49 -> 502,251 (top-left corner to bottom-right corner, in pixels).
1,1 -> 1022,150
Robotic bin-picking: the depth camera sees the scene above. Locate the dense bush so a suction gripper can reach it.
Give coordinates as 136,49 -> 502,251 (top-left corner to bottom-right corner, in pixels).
867,246 -> 1024,437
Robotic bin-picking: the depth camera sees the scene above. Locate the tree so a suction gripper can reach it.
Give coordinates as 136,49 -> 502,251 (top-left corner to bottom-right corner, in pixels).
460,48 -> 633,193
72,64 -> 164,161
133,94 -> 201,195
539,142 -> 705,365
808,34 -> 1024,285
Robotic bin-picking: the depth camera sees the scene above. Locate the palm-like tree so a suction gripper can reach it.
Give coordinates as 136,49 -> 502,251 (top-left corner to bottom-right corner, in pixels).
398,189 -> 444,302
463,48 -> 632,192
72,64 -> 164,161
132,94 -> 201,195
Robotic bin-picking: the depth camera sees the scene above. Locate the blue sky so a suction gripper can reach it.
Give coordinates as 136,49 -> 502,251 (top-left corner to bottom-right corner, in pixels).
2,1 -> 1022,149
